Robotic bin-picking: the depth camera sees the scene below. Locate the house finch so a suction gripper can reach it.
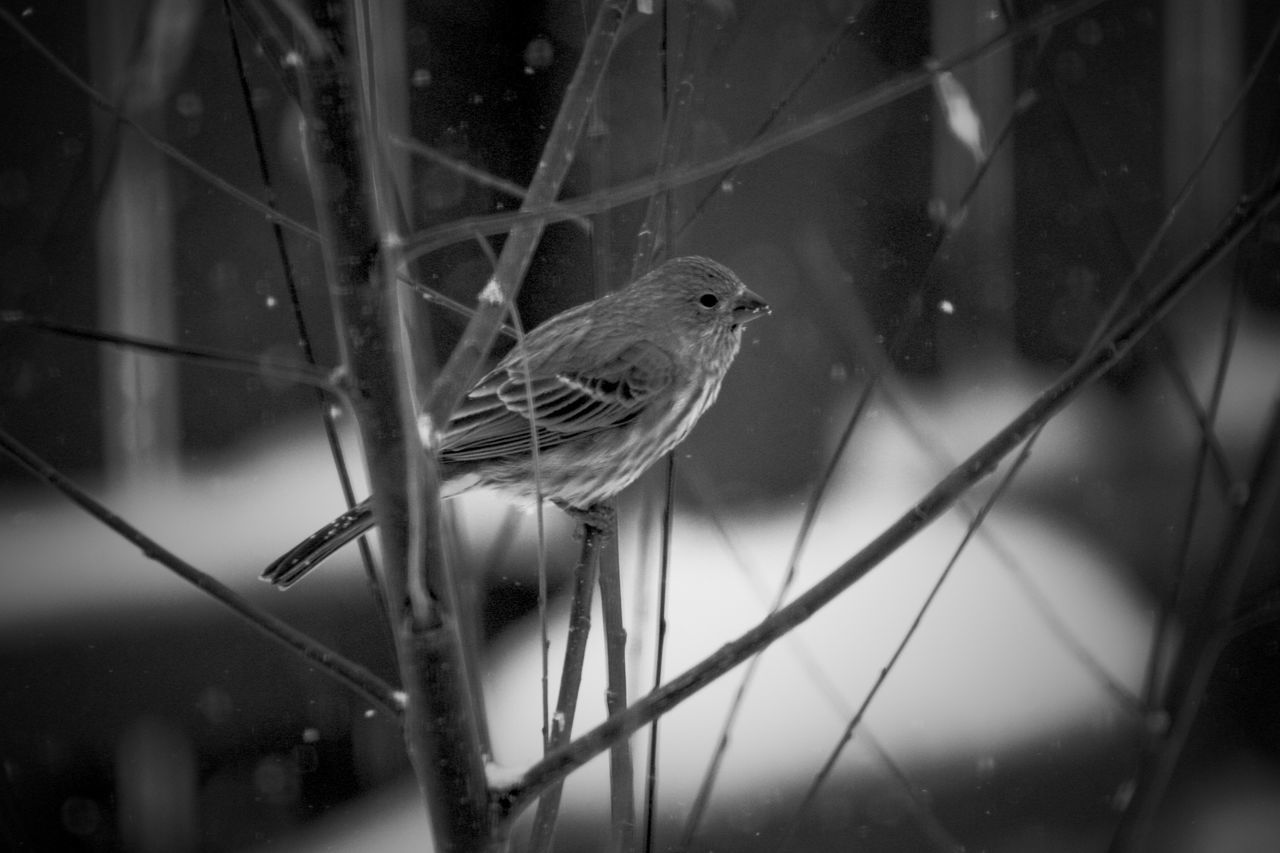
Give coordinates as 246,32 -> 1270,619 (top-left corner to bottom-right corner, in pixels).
262,255 -> 768,588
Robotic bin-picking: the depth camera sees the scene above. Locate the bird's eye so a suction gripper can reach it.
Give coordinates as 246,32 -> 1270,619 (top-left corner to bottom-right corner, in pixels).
698,293 -> 720,308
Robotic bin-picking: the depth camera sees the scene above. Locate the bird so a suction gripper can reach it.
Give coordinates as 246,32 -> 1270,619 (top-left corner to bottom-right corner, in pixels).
262,255 -> 769,588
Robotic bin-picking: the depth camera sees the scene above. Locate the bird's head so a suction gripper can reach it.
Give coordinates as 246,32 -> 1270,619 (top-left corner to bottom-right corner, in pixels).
633,255 -> 770,335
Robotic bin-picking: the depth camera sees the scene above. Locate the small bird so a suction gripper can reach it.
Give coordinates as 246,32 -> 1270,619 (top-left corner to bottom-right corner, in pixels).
262,255 -> 769,588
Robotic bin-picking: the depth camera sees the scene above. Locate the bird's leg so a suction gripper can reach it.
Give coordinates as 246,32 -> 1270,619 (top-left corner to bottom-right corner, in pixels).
556,500 -> 617,539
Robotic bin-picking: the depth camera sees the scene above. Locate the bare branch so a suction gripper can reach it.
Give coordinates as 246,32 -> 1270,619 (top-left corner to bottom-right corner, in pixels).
1,312 -> 336,393
0,426 -> 402,719
425,0 -> 632,429
297,3 -> 489,846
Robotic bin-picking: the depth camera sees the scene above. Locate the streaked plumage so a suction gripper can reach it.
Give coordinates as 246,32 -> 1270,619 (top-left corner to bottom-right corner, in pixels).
263,255 -> 768,588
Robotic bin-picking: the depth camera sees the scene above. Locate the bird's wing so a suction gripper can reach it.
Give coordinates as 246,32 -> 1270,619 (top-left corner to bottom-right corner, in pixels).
442,339 -> 674,462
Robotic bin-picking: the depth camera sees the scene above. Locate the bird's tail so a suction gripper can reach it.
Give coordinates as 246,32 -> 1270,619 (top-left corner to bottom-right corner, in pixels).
260,499 -> 375,589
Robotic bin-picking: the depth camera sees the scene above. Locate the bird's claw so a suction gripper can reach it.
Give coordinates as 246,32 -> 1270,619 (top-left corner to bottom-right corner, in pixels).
557,501 -> 617,538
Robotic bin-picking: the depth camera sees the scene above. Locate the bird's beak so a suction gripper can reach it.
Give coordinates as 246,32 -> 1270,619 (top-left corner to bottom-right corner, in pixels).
732,288 -> 770,324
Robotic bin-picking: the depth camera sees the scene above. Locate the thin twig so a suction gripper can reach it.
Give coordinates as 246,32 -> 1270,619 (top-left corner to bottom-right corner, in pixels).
402,0 -> 1108,263
1,312 -> 336,392
778,433 -> 1028,850
425,0 -> 632,431
1032,64 -> 1237,492
528,524 -> 605,853
673,470 -> 970,853
1108,400 -> 1280,853
597,508 -> 636,852
1144,277 -> 1243,706
677,0 -> 867,234
474,234 -> 551,765
643,454 -> 677,852
0,6 -> 318,243
391,132 -> 593,232
221,0 -> 389,631
0,426 -> 402,719
625,21 -> 696,852
1136,8 -> 1280,705
629,74 -> 694,278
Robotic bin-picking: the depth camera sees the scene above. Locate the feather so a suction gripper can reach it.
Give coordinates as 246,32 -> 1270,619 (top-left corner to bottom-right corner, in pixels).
441,340 -> 673,463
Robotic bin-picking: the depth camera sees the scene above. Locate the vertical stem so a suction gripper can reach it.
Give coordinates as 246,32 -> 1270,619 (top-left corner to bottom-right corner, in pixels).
299,3 -> 490,848
597,509 -> 636,852
529,526 -> 605,852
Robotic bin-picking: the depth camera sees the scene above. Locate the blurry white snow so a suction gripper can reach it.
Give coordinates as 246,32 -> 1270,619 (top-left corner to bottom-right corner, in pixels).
0,420 -> 573,625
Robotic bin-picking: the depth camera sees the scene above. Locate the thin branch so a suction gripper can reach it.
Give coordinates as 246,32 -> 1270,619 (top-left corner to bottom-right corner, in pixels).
1,311 -> 336,393
396,272 -> 519,339
677,0 -> 866,234
631,18 -> 696,851
391,132 -> 593,232
425,0 -> 632,430
1108,399 -> 1280,853
528,524 -> 605,853
0,6 -> 318,243
1136,9 -> 1280,705
221,0 -> 389,633
629,74 -> 694,277
644,455 -> 677,852
778,433 -> 1035,849
1143,277 -> 1243,706
227,0 -> 324,95
1228,583 -> 1280,641
0,426 -> 402,719
1033,62 -> 1238,492
494,163 -> 1280,823
402,0 -> 1108,263
674,468 -> 965,853
598,509 -> 637,853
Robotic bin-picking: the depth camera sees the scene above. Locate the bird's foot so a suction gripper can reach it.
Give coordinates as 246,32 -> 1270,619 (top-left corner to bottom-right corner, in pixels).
557,501 -> 617,539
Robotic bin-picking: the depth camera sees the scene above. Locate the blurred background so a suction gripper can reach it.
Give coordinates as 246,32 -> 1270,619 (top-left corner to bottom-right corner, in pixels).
2,0 -> 1279,850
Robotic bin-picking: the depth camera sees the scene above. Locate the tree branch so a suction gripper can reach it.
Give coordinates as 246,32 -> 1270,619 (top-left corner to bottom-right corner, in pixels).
0,426 -> 402,719
298,3 -> 488,848
424,0 -> 632,429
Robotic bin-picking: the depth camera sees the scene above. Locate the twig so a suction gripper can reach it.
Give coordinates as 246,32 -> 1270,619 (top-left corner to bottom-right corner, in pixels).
1,312 -> 336,393
1144,277 -> 1243,706
221,0 -> 389,633
391,132 -> 593,232
629,75 -> 694,278
779,432 -> 1027,850
493,162 -> 1280,824
402,0 -> 1108,263
1108,399 -> 1280,853
0,6 -> 318,243
597,509 -> 636,852
1136,8 -> 1280,705
528,524 -> 605,853
425,0 -> 632,430
0,426 -> 402,719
